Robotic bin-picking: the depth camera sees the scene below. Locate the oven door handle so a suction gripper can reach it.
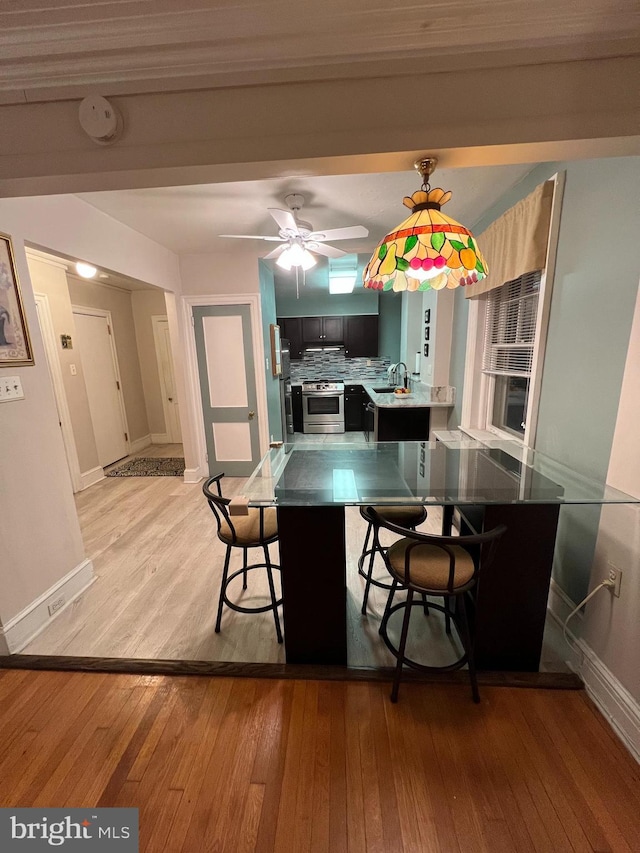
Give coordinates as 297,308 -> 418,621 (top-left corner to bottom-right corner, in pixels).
302,390 -> 344,397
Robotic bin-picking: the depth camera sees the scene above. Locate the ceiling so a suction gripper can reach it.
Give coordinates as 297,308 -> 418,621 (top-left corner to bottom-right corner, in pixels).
1,1 -> 638,101
7,2 -> 626,297
76,162 -> 535,296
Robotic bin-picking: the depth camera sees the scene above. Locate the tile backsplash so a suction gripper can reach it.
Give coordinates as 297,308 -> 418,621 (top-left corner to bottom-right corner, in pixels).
289,348 -> 390,383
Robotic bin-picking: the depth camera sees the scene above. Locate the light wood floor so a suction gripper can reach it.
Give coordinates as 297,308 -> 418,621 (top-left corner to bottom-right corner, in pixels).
24,440 -> 568,672
0,668 -> 638,852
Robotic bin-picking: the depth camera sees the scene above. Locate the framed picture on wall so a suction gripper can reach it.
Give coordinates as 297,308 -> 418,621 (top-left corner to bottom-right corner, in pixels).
0,232 -> 34,366
424,309 -> 431,324
424,326 -> 430,341
270,323 -> 282,376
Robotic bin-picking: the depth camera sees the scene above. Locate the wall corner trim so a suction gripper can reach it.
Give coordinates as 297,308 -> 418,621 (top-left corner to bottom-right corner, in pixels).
0,559 -> 95,654
80,465 -> 105,490
547,579 -> 640,764
183,467 -> 204,484
130,433 -> 152,453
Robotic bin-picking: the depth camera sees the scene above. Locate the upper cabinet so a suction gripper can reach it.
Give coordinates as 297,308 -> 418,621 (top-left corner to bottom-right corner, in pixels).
344,315 -> 378,358
302,316 -> 344,344
277,314 -> 379,359
278,317 -> 304,359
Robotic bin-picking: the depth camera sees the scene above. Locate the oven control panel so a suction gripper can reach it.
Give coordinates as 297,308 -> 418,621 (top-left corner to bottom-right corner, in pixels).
302,380 -> 345,392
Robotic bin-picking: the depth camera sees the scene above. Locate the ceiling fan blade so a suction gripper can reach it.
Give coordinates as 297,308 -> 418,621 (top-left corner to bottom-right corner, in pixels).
268,208 -> 299,233
218,234 -> 284,241
308,225 -> 369,242
263,244 -> 288,260
311,243 -> 347,259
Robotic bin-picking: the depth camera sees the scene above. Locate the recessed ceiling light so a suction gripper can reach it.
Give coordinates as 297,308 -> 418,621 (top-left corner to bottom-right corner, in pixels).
76,261 -> 97,279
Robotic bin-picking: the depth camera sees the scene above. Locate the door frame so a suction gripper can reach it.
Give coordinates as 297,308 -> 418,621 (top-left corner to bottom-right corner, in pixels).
33,291 -> 83,493
182,293 -> 269,481
151,314 -> 182,443
72,304 -> 131,462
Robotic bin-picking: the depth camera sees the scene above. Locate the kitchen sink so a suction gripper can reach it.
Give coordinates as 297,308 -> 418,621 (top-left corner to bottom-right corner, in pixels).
372,386 -> 396,393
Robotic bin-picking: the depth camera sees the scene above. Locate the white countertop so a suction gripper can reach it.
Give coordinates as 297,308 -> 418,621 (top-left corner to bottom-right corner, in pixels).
363,384 -> 454,409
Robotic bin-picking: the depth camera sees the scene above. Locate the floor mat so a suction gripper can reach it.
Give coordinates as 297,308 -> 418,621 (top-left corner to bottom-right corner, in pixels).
106,457 -> 185,477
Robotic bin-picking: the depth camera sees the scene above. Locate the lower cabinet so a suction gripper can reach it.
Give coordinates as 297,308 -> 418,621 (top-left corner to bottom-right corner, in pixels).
345,384 -> 365,431
292,384 -> 303,432
376,406 -> 430,441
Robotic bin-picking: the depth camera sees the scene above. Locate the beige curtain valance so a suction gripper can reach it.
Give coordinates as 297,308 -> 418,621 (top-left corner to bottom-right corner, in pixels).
465,180 -> 554,299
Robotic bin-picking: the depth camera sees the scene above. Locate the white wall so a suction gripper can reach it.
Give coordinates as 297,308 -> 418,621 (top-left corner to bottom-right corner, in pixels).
179,252 -> 261,295
0,235 -> 85,638
583,283 -> 640,701
0,194 -> 182,644
131,289 -> 171,438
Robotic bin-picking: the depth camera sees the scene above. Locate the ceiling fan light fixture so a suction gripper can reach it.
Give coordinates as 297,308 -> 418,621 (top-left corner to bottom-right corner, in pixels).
363,156 -> 488,293
276,242 -> 317,271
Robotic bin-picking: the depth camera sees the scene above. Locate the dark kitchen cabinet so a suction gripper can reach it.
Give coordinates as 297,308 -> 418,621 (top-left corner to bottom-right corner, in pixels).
278,317 -> 304,360
292,384 -> 303,432
376,406 -> 430,441
302,316 -> 344,344
344,315 -> 379,358
344,384 -> 365,431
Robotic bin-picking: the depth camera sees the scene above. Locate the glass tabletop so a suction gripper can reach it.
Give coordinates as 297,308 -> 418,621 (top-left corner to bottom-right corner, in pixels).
242,440 -> 640,507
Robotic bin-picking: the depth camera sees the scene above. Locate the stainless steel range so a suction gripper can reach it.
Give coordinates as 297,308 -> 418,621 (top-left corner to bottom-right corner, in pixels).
301,380 -> 345,434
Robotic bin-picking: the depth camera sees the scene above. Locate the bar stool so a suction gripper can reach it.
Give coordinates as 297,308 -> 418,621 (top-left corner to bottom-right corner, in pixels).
358,505 -> 427,615
203,474 -> 282,642
369,508 -> 506,703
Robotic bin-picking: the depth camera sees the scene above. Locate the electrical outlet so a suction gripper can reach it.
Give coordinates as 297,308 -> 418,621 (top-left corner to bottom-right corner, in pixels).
48,595 -> 66,616
607,563 -> 622,597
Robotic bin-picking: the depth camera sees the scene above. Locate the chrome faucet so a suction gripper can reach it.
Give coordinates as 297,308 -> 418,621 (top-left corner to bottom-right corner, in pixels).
396,362 -> 408,388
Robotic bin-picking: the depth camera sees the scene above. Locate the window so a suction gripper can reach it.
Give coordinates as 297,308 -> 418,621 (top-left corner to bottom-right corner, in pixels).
482,271 -> 541,437
460,173 -> 564,448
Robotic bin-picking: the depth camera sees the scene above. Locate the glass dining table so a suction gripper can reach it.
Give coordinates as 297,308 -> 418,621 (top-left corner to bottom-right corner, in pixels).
240,439 -> 639,670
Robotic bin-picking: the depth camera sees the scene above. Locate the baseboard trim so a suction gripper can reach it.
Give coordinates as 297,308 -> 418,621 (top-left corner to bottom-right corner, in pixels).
183,467 -> 203,484
150,432 -> 170,444
80,466 -> 104,490
0,559 -> 95,654
130,434 -> 152,453
547,579 -> 640,764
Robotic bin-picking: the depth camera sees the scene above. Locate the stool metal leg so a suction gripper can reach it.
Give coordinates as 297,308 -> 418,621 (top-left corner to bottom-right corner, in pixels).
391,588 -> 414,703
242,547 -> 248,589
263,544 -> 283,644
379,578 -> 399,634
361,524 -> 380,615
215,545 -> 232,633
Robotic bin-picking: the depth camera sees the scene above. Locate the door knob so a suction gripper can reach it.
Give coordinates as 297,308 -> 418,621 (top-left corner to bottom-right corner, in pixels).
248,411 -> 255,419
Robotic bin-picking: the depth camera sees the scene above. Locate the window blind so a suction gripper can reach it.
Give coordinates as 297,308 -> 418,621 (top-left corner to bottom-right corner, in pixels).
482,271 -> 541,377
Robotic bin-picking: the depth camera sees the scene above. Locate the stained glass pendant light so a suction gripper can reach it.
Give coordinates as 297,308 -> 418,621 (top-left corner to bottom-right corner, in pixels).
363,157 -> 488,292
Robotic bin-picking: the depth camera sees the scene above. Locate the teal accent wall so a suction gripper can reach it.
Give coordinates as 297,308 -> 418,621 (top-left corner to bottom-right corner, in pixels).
258,260 -> 283,442
535,157 -> 639,602
378,291 -> 402,362
453,156 -> 640,603
276,288 -> 378,317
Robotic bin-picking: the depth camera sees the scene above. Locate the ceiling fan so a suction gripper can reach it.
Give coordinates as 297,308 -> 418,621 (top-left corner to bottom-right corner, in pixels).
220,193 -> 369,271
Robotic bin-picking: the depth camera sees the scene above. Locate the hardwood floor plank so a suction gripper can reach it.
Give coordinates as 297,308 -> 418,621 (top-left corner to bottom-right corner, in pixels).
252,681 -> 294,853
162,678 -> 234,851
369,683 -> 404,853
237,782 -> 265,853
0,670 -> 637,853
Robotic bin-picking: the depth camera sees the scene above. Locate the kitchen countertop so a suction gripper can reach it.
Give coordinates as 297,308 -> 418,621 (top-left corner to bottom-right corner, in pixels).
363,384 -> 454,408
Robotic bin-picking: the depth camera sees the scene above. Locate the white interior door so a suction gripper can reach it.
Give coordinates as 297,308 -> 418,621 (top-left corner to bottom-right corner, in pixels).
193,304 -> 260,477
153,316 -> 182,443
74,310 -> 128,468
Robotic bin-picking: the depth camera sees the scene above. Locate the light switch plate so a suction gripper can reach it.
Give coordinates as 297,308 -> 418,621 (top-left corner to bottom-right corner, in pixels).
0,375 -> 24,401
